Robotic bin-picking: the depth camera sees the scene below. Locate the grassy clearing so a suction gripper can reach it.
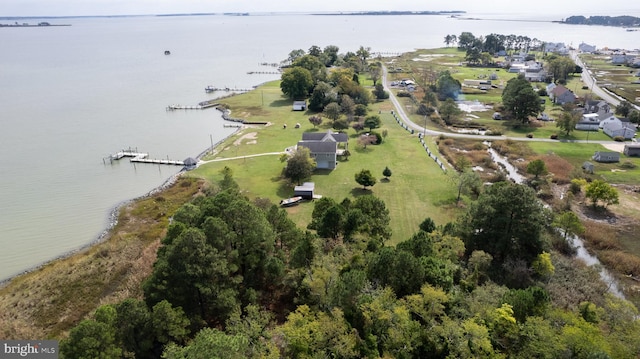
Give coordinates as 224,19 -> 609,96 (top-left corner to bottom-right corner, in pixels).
0,177 -> 202,339
527,141 -> 640,184
190,81 -> 461,244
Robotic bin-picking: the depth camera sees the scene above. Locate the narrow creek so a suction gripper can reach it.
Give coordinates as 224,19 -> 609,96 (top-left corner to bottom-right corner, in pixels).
486,143 -> 625,299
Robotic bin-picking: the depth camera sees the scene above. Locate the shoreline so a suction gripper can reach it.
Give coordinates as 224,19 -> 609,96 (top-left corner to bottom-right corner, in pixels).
0,114 -> 244,289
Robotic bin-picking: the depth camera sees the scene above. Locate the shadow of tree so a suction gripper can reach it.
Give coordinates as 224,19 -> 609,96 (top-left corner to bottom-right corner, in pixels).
270,98 -> 292,108
350,187 -> 373,197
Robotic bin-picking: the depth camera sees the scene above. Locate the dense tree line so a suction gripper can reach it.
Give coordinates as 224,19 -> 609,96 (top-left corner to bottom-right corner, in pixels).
444,32 -> 544,66
564,15 -> 640,27
60,169 -> 640,358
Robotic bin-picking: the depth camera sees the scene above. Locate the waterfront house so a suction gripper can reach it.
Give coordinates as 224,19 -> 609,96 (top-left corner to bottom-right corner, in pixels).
549,85 -> 576,105
579,42 -> 597,53
544,42 -> 569,55
297,130 -> 348,170
592,151 -> 620,163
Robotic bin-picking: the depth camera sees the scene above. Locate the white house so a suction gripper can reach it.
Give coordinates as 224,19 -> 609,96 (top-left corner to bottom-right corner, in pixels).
598,114 -> 619,129
576,113 -> 600,131
545,42 -> 569,55
603,119 -> 636,139
579,42 -> 597,53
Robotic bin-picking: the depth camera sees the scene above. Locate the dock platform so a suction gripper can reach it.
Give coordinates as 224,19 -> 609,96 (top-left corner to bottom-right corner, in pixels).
105,149 -> 184,166
166,100 -> 218,111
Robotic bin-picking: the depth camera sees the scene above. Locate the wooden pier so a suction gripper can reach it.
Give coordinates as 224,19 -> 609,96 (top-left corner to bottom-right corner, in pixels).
201,86 -> 255,92
104,149 -> 184,166
166,100 -> 218,111
247,71 -> 281,75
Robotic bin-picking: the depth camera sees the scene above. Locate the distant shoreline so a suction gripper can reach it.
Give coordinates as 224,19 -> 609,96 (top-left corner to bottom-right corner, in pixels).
0,23 -> 70,27
312,10 -> 464,16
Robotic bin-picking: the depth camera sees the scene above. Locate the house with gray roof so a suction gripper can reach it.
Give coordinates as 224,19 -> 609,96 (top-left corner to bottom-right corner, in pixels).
297,130 -> 348,170
603,118 -> 636,139
579,42 -> 597,53
592,151 -> 620,163
624,144 -> 640,157
549,85 -> 576,105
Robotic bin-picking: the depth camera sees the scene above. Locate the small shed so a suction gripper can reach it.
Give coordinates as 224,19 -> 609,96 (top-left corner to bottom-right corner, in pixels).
624,144 -> 640,157
292,100 -> 307,111
582,161 -> 594,174
294,182 -> 315,199
592,151 -> 620,163
183,157 -> 198,170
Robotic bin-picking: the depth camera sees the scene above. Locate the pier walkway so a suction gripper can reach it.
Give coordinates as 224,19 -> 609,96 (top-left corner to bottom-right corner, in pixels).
105,149 -> 185,166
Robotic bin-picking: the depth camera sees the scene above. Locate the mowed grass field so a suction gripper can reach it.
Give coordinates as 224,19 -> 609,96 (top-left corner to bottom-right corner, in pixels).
190,80 -> 461,244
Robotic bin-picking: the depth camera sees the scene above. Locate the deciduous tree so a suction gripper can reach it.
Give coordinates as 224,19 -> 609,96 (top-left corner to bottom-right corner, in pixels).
502,75 -> 543,123
308,115 -> 322,128
280,67 -> 313,99
438,98 -> 462,125
355,169 -> 376,189
323,102 -> 342,123
283,146 -> 316,185
526,158 -> 548,179
585,180 -> 619,209
552,211 -> 585,240
556,111 -> 580,136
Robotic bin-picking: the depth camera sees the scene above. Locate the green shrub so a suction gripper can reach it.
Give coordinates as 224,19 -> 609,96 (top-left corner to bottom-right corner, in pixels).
619,160 -> 637,169
369,131 -> 383,144
614,136 -> 624,142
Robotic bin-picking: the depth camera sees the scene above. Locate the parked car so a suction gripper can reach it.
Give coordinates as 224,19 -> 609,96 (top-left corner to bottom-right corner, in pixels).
492,112 -> 502,120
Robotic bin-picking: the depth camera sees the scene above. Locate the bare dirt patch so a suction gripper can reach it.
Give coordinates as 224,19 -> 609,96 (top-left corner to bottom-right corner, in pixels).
601,143 -> 625,152
234,132 -> 258,146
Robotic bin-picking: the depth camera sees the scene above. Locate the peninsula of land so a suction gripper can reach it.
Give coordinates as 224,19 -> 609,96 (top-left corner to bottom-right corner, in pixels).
561,15 -> 640,27
0,21 -> 70,27
312,10 -> 465,16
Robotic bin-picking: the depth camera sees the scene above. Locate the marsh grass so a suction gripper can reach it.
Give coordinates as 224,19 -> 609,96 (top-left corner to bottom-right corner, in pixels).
0,177 -> 202,339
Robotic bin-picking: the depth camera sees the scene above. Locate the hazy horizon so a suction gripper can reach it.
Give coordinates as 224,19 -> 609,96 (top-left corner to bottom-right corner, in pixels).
1,0 -> 638,18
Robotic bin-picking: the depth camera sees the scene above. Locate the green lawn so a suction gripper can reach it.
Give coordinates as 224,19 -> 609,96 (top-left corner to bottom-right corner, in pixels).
190,81 -> 461,244
527,141 -> 640,184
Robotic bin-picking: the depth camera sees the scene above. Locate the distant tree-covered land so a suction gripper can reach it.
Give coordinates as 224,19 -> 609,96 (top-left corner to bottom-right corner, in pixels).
313,10 -> 465,16
563,15 -> 640,27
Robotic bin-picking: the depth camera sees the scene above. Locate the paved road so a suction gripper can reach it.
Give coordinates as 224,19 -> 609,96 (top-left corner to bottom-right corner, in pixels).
571,50 -> 640,111
381,63 -> 620,145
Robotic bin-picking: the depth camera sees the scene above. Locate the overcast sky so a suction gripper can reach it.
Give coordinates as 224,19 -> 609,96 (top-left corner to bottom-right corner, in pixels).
1,0 -> 637,17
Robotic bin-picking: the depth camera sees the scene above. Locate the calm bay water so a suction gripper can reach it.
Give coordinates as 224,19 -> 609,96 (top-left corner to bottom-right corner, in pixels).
0,12 -> 638,281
